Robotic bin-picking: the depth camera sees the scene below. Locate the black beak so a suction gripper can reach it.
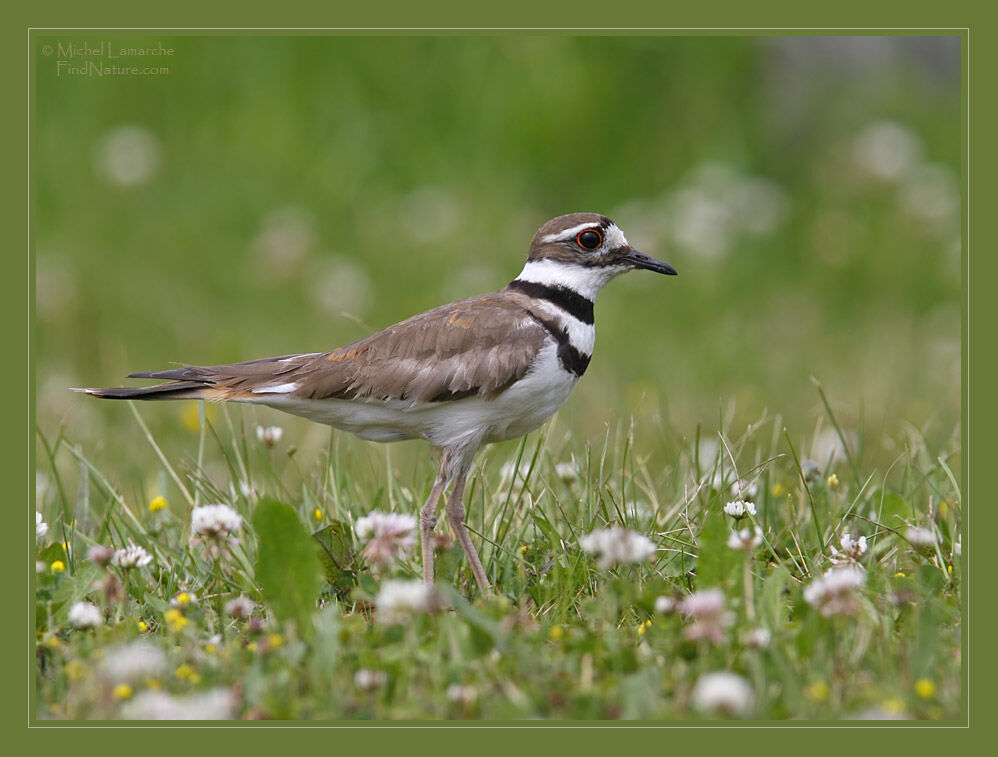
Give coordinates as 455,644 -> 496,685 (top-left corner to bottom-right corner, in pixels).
623,249 -> 677,276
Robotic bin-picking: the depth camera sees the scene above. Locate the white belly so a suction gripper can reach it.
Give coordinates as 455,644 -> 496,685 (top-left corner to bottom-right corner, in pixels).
253,341 -> 579,448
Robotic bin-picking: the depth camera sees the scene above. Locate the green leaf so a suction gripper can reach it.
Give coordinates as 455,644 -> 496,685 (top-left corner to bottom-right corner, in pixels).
877,490 -> 912,530
312,520 -> 358,599
51,564 -> 103,620
38,543 -> 67,567
252,497 -> 322,638
913,591 -> 942,677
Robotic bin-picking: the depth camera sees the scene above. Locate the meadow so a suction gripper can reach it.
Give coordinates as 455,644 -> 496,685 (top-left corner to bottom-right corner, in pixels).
33,35 -> 962,721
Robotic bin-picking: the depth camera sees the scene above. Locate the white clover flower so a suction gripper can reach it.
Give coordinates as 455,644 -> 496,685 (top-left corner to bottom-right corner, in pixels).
900,163 -> 960,228
355,511 -> 418,570
830,532 -> 869,565
654,595 -> 678,615
307,257 -> 373,317
99,641 -> 167,683
68,601 -> 103,630
251,206 -> 317,278
839,532 -> 868,560
374,580 -> 439,624
255,425 -> 283,448
723,500 -> 756,519
191,504 -> 242,539
354,669 -> 388,692
852,121 -> 923,183
120,688 -> 236,720
727,526 -> 763,551
742,627 -> 772,649
578,528 -> 656,569
679,588 -> 733,644
36,560 -> 47,574
905,526 -> 938,549
36,511 -> 49,541
554,462 -> 579,483
804,565 -> 866,617
729,479 -> 758,501
446,684 -> 478,706
110,544 -> 153,569
355,511 -> 417,541
225,596 -> 255,619
691,671 -> 755,717
954,534 -> 961,557
86,545 -> 114,566
679,587 -> 726,618
94,124 -> 162,188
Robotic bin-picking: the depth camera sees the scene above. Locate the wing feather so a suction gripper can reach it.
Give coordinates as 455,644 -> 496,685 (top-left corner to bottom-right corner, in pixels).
139,294 -> 548,405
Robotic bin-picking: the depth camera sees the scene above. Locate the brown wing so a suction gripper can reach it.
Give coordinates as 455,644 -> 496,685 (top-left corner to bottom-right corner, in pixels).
125,293 -> 548,405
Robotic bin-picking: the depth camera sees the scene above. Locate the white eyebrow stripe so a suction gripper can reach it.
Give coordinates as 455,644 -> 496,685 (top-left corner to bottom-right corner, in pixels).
542,222 -> 604,243
542,222 -> 630,249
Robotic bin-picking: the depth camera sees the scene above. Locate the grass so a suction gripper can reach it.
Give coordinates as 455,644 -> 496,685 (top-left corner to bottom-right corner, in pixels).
31,35 -> 962,721
33,389 -> 961,720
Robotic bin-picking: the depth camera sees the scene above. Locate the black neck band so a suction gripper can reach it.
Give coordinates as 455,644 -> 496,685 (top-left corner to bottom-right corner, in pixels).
508,279 -> 595,325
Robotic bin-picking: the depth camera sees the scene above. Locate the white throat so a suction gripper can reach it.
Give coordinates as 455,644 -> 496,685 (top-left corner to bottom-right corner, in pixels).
514,259 -> 625,301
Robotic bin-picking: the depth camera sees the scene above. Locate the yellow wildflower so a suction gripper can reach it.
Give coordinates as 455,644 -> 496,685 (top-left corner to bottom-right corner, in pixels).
174,663 -> 201,683
882,697 -> 907,715
637,619 -> 652,636
65,659 -> 85,681
145,678 -> 161,690
914,678 -> 937,699
519,545 -> 528,555
112,683 -> 134,700
149,496 -> 167,512
50,560 -> 66,574
313,508 -> 323,521
771,483 -> 786,497
164,608 -> 188,632
137,621 -> 148,632
894,571 -> 906,578
805,681 -> 830,702
205,643 -> 217,654
179,401 -> 216,431
548,626 -> 565,642
826,473 -> 839,489
174,592 -> 192,607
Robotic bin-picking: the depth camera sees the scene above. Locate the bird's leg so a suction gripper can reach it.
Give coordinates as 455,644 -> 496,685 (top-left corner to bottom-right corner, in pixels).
419,458 -> 448,585
445,467 -> 492,594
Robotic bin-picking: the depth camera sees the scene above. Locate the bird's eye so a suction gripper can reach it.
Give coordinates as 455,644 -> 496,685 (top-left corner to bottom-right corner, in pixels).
576,229 -> 603,250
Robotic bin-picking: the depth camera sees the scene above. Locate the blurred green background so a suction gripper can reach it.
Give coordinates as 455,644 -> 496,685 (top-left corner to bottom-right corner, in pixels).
34,34 -> 962,481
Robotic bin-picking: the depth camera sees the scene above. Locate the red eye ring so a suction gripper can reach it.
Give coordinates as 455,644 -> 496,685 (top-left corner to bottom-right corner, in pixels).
576,229 -> 603,250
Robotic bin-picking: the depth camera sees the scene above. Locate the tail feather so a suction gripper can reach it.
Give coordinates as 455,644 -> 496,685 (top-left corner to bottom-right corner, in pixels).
73,381 -> 209,401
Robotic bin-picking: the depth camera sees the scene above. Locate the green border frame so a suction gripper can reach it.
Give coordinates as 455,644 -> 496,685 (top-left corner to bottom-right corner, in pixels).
6,0 -> 989,745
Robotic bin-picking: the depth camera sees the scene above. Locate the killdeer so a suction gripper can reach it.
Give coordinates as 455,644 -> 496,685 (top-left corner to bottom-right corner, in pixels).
80,213 -> 677,592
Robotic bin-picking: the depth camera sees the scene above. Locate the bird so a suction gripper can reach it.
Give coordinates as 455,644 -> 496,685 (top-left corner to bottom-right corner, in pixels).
79,212 -> 677,593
